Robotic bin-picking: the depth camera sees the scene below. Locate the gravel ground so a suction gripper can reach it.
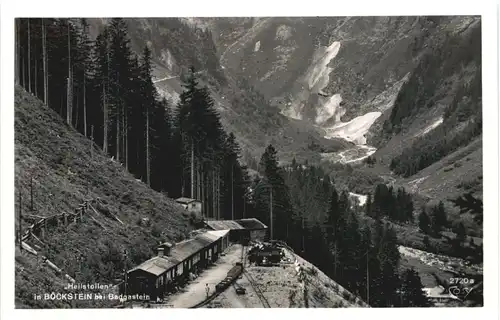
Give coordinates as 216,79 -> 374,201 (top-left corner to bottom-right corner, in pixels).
208,247 -> 366,308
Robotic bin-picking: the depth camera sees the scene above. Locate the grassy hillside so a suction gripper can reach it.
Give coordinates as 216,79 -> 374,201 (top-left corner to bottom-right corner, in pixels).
15,86 -> 193,308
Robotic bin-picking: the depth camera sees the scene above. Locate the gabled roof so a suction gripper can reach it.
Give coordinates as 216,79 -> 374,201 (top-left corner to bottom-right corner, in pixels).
234,218 -> 268,229
127,256 -> 179,276
196,232 -> 220,243
206,230 -> 231,238
175,197 -> 199,204
205,220 -> 245,230
169,238 -> 207,261
128,230 -> 229,277
205,218 -> 268,230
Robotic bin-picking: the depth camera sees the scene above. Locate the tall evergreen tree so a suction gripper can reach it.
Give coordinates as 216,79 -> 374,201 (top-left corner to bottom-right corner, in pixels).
399,268 -> 431,307
138,44 -> 158,185
418,207 -> 431,234
455,222 -> 467,244
365,193 -> 372,217
255,145 -> 293,241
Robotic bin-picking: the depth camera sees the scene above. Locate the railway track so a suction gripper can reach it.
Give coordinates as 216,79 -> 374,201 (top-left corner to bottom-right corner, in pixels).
241,245 -> 246,267
243,269 -> 271,308
190,246 -> 247,309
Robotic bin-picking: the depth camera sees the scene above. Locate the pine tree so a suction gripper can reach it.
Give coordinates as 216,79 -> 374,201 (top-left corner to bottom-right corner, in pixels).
435,201 -> 448,228
430,201 -> 448,234
418,207 -> 431,234
455,222 -> 467,244
94,26 -> 111,153
41,18 -> 48,104
76,18 -> 93,137
138,45 -> 157,186
423,235 -> 431,249
28,19 -> 31,93
365,193 -> 372,217
66,19 -> 73,126
400,268 -> 430,307
256,145 -> 293,241
150,97 -> 172,192
451,192 -> 483,224
325,189 -> 339,243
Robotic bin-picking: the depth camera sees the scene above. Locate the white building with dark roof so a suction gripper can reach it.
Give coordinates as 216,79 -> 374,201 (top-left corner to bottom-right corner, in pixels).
204,218 -> 268,244
126,229 -> 230,301
175,197 -> 202,217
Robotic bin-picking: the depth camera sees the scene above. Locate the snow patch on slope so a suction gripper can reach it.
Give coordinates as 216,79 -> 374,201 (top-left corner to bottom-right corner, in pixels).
349,192 -> 368,206
415,117 -> 443,137
282,42 -> 341,121
324,112 -> 382,144
315,94 -> 342,125
254,41 -> 261,52
321,73 -> 410,144
306,42 -> 341,91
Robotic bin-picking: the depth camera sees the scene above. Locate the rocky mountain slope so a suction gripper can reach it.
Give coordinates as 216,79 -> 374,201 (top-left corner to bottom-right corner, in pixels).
15,87 -> 192,308
204,16 -> 483,239
207,16 -> 479,134
86,18 -> 352,165
86,16 -> 482,226
205,16 -> 482,202
86,17 -> 481,187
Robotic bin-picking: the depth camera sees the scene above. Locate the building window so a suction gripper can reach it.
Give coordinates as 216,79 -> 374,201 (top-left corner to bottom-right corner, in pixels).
193,253 -> 200,264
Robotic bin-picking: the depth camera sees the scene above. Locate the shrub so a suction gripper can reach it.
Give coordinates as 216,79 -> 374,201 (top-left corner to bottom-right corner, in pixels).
151,225 -> 162,238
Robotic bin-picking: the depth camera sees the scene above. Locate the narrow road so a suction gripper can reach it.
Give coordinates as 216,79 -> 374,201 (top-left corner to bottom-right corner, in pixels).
153,76 -> 179,83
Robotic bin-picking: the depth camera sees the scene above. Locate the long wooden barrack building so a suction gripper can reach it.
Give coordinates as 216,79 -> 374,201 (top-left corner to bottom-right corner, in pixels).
126,218 -> 267,301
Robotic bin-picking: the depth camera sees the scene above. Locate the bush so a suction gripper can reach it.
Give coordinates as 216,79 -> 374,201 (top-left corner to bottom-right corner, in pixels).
151,225 -> 162,237
308,267 -> 318,276
342,290 -> 351,300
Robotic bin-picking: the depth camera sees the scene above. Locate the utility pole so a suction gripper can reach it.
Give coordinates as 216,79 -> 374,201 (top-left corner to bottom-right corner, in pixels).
90,125 -> 94,159
231,164 -> 234,220
270,186 -> 273,241
302,215 -> 305,253
67,21 -> 72,126
18,192 -> 22,252
30,177 -> 34,211
27,19 -> 31,93
334,242 -> 337,278
243,195 -> 246,219
123,249 -> 128,296
366,249 -> 369,306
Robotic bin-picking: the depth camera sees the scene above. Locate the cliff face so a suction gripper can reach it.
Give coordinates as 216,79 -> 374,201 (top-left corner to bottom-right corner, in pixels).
208,16 -> 480,139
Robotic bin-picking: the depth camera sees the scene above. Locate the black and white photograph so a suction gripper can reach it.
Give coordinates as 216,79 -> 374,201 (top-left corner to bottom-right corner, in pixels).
1,0 -> 499,318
